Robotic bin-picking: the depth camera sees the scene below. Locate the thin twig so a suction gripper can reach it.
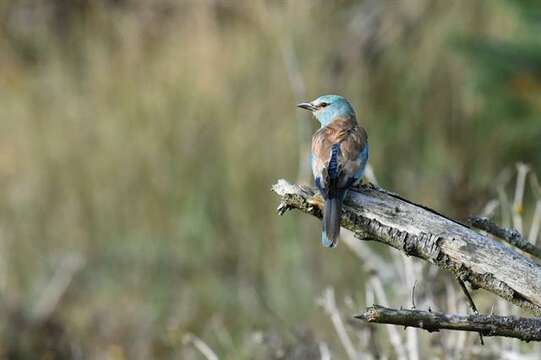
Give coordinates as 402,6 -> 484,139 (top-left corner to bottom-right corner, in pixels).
411,280 -> 417,310
457,279 -> 479,314
469,216 -> 541,259
403,256 -> 419,360
356,305 -> 541,342
457,278 -> 484,345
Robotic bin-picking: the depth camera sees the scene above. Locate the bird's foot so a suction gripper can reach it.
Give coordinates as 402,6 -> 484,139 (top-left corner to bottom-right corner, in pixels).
307,194 -> 324,212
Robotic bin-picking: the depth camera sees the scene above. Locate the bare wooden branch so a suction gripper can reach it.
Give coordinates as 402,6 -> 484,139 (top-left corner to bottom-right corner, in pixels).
356,305 -> 541,342
469,216 -> 541,259
272,179 -> 541,314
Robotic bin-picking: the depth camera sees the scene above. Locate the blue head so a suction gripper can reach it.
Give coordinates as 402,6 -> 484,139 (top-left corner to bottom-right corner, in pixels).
297,95 -> 356,127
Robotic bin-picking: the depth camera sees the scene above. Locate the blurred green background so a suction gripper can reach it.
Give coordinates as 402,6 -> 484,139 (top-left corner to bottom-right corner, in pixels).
1,0 -> 541,358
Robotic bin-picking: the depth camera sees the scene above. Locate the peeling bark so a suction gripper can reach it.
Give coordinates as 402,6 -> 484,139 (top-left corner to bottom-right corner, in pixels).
272,179 -> 541,315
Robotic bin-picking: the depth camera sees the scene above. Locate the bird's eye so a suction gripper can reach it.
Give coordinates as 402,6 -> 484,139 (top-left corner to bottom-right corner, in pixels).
319,102 -> 328,108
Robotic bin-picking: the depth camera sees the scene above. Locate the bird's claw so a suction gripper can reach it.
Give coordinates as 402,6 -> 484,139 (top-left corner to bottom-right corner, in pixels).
307,194 -> 324,212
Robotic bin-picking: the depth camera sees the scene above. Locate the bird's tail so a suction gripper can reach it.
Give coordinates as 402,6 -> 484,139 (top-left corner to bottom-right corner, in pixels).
322,196 -> 342,248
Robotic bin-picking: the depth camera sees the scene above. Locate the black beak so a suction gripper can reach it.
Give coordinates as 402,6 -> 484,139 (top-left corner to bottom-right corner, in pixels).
296,102 -> 316,111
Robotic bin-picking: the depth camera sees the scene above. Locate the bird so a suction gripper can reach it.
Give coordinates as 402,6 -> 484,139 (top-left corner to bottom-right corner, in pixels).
297,95 -> 368,248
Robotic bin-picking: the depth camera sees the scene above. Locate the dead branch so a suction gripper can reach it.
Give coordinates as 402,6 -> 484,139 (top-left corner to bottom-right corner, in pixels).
272,179 -> 541,315
356,305 -> 541,342
469,216 -> 541,260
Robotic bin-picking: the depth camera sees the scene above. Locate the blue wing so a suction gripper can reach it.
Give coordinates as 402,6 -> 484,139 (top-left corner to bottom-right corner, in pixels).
353,145 -> 369,181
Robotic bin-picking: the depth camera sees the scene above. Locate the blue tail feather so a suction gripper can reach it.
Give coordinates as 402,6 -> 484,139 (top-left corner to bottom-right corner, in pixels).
322,196 -> 342,248
321,231 -> 334,248
320,144 -> 345,248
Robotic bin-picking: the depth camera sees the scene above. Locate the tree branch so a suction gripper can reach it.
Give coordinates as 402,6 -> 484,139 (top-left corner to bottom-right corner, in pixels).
272,179 -> 541,315
356,305 -> 541,342
468,216 -> 541,259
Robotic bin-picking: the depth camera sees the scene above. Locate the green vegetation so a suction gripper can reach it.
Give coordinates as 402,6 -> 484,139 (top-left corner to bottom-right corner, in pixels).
0,0 -> 540,358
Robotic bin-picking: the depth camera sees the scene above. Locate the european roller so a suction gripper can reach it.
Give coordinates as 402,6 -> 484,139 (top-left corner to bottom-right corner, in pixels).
297,95 -> 368,248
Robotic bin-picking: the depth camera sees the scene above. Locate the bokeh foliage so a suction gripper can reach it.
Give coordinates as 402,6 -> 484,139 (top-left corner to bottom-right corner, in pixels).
0,0 -> 540,358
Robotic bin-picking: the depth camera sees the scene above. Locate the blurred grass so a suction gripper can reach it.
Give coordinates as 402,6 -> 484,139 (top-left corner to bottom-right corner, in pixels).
0,0 -> 540,358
